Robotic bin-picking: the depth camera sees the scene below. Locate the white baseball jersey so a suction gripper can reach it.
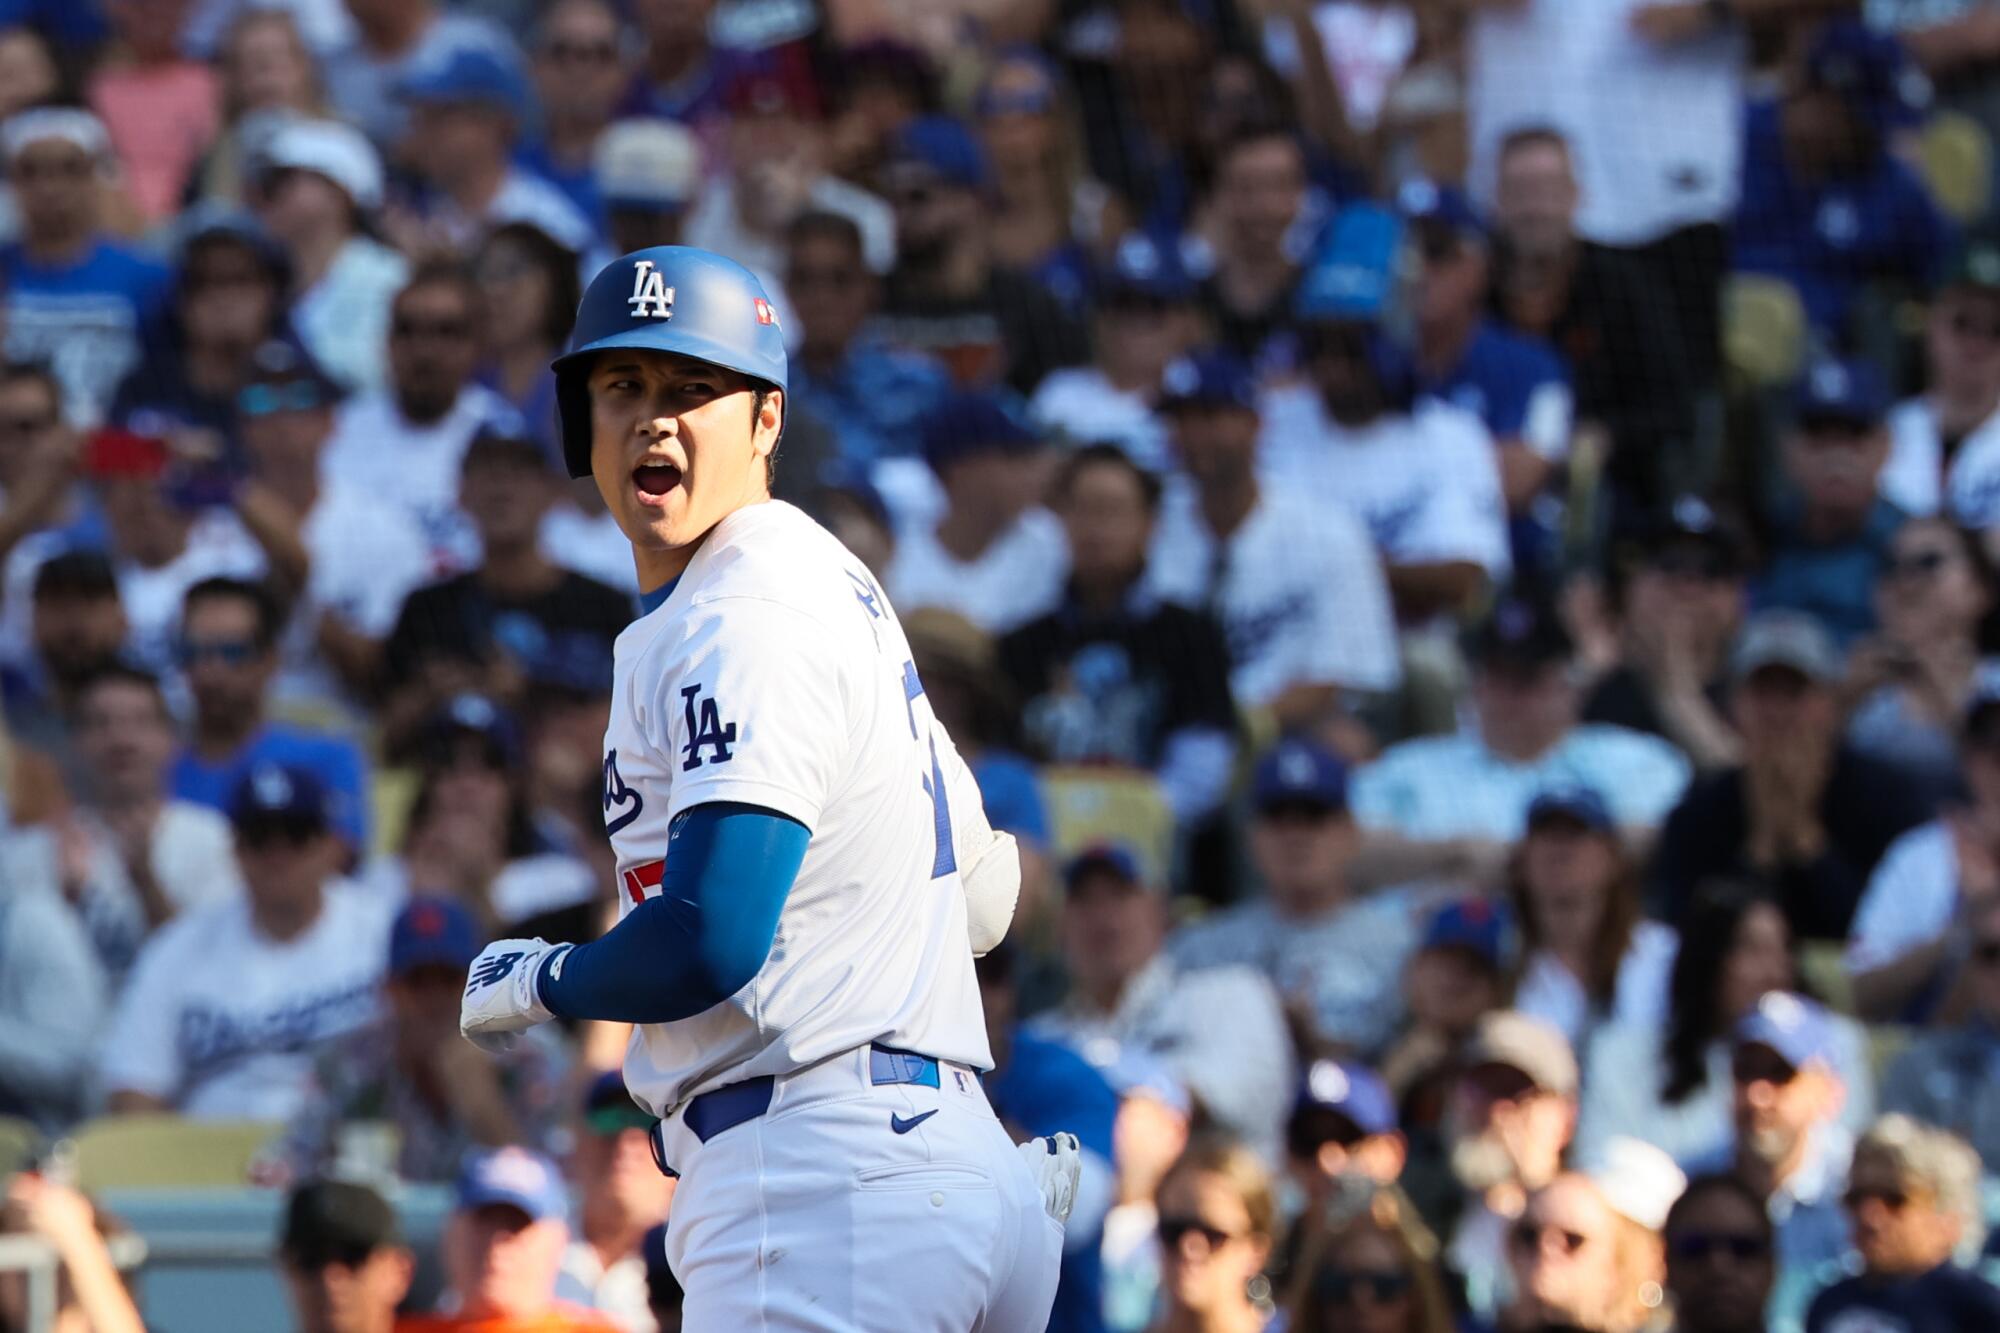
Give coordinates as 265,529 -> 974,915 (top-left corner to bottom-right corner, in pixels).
601,500 -> 993,1116
1883,395 -> 2000,528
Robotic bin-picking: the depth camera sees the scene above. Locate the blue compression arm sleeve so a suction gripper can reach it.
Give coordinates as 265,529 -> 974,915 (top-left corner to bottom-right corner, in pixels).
536,802 -> 809,1024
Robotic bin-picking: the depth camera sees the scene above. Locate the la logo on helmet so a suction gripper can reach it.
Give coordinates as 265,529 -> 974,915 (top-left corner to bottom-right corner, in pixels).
627,260 -> 675,320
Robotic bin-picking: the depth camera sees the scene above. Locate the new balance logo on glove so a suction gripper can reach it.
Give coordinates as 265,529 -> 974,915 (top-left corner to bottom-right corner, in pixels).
467,951 -> 526,993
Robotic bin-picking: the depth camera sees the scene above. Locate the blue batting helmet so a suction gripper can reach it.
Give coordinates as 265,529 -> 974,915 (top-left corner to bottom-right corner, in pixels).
551,246 -> 788,479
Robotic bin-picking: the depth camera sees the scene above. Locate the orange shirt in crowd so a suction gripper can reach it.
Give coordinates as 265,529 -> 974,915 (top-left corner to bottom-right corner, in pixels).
395,1306 -> 620,1333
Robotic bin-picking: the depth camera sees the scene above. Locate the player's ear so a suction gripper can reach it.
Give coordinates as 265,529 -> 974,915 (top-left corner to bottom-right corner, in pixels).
752,388 -> 784,458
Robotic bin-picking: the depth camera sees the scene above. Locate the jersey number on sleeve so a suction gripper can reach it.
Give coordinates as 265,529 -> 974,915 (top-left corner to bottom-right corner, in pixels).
901,660 -> 956,879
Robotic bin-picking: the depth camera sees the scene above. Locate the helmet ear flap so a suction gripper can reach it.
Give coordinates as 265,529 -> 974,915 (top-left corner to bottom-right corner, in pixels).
558,366 -> 595,480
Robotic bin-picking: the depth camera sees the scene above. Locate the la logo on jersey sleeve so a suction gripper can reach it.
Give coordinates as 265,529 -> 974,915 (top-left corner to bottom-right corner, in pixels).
680,683 -> 737,771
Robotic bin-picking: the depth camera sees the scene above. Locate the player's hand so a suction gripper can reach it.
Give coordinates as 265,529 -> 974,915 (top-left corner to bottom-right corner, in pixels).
460,937 -> 569,1054
1017,1133 -> 1082,1227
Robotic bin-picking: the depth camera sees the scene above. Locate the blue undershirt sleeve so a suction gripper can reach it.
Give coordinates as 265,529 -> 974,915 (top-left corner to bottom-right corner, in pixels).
535,802 -> 810,1024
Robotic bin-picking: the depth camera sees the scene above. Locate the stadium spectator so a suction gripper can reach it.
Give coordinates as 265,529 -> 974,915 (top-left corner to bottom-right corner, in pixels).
1734,20 -> 1949,343
1284,1060 -> 1408,1220
0,107 -> 170,425
472,222 -> 579,464
884,390 -> 1065,634
380,434 -> 629,754
1651,610 -> 1931,942
108,210 -> 291,472
196,9 -> 324,209
1754,359 -> 1906,647
64,662 -> 242,976
1145,349 -> 1400,735
1148,1136 -> 1278,1333
1685,992 -> 1853,1333
1350,596 -> 1690,842
874,115 -> 1088,393
87,0 -> 220,223
319,263 -> 525,571
253,116 -> 408,394
1506,786 -> 1678,1050
1195,124 -> 1310,371
1489,125 -> 1694,515
0,26 -> 58,125
100,762 -> 389,1120
976,47 -> 1115,311
619,0 -> 744,128
1500,1164 -> 1672,1333
394,44 -> 595,257
1464,0 -> 1744,389
1880,894 -> 2000,1170
0,852 -> 105,1127
1283,1181 -> 1454,1333
1434,1010 -> 1579,1324
594,117 -> 701,257
1029,842 -> 1294,1161
1575,496 -> 1745,771
1001,444 -> 1237,824
1805,1115 -> 2000,1332
278,1178 -> 416,1333
557,1072 -> 677,1331
683,61 -> 893,311
1259,286 -> 1509,624
1095,1052 -> 1189,1333
1175,737 -> 1442,1054
169,576 -> 370,852
1578,883 -> 1876,1171
1378,900 -> 1512,1138
521,0 -> 631,226
1882,224 -> 2000,525
784,209 -> 951,470
0,1172 -> 145,1333
0,360 -> 100,672
5,551 -> 124,765
1028,235 -> 1198,476
323,0 -> 514,148
87,423 -> 267,673
1844,518 -> 1996,805
402,1147 -> 619,1332
1399,178 -> 1573,524
282,896 -> 569,1183
226,337 -> 430,716
1663,1173 -> 1777,1333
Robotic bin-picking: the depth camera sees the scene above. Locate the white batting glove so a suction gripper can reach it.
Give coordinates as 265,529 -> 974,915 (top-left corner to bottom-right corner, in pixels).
460,938 -> 570,1054
1017,1132 -> 1082,1227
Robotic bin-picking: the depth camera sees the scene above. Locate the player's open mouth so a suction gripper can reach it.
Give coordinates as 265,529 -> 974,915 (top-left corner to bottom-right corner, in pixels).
632,460 -> 683,506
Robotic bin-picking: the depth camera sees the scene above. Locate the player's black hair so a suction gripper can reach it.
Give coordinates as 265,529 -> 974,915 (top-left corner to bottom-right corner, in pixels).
1052,441 -> 1164,514
32,550 -> 118,603
182,575 -> 285,652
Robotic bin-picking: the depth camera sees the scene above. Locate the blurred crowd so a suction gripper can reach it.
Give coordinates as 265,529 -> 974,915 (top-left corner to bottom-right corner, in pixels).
10,0 -> 2000,1332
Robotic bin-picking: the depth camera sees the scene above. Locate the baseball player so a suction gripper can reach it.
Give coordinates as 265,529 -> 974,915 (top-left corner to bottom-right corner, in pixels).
459,247 -> 1077,1329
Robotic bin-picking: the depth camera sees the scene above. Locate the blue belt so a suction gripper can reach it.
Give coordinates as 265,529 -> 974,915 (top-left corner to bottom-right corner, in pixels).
649,1045 -> 943,1177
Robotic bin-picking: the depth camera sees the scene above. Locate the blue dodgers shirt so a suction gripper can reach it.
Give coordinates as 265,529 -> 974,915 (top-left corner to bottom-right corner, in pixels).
169,726 -> 371,851
1734,98 -> 1952,339
0,240 -> 170,424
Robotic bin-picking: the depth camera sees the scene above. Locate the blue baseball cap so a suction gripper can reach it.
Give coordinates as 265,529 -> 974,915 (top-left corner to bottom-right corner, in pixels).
1295,1058 -> 1397,1137
1395,177 -> 1485,240
888,115 -> 989,191
1526,786 -> 1614,835
398,44 -> 532,124
1159,350 -> 1255,413
1094,232 -> 1195,306
1805,20 -> 1930,134
227,762 -> 330,833
921,390 -> 1042,473
1795,357 -> 1890,428
1062,841 -> 1148,892
1295,202 -> 1401,322
1419,897 -> 1510,970
455,1147 -> 569,1223
388,897 -> 479,976
1251,737 -> 1349,813
1733,991 -> 1839,1072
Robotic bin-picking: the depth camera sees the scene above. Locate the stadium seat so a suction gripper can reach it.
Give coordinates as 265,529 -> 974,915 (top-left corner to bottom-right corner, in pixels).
1722,275 -> 1808,389
1918,111 -> 1993,225
1039,765 -> 1175,888
70,1117 -> 278,1192
0,1116 -> 40,1175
